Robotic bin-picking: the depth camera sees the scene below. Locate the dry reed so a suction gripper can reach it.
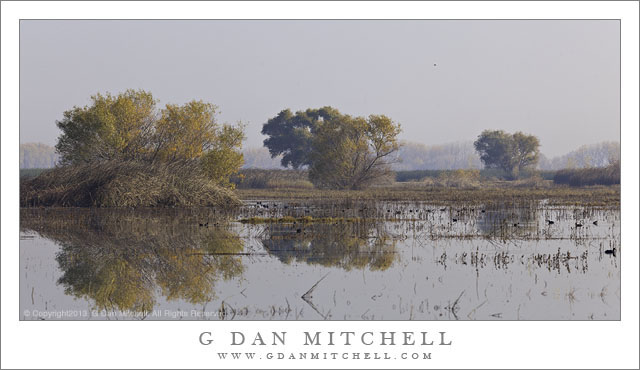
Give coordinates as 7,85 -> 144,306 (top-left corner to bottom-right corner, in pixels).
21,160 -> 241,208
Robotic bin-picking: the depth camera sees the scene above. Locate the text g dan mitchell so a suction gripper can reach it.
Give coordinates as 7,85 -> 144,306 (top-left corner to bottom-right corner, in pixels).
198,331 -> 452,346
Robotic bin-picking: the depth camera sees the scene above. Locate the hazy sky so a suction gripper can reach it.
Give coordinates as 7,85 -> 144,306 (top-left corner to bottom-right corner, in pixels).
20,20 -> 619,157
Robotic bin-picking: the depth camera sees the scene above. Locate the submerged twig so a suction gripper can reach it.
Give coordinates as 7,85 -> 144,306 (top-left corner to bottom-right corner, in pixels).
301,272 -> 330,300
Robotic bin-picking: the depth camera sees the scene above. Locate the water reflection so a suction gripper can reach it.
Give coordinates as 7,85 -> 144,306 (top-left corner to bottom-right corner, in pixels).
21,209 -> 244,313
260,221 -> 397,271
19,203 -> 620,320
475,204 -> 539,237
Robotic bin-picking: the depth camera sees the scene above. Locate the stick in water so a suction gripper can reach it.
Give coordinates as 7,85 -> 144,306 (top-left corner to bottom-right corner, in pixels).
302,272 -> 330,300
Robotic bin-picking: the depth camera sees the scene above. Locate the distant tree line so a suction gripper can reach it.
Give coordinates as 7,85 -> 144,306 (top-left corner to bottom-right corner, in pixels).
24,139 -> 620,175
20,143 -> 58,169
22,89 -> 620,191
392,141 -> 482,171
238,140 -> 620,174
538,142 -> 620,170
241,147 -> 284,169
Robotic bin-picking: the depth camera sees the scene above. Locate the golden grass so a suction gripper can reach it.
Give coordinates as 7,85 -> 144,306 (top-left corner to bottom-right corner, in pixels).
554,162 -> 620,186
232,169 -> 313,189
21,160 -> 241,208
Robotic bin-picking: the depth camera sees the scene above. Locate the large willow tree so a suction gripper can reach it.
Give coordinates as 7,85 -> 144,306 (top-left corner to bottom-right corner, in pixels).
308,113 -> 401,190
261,106 -> 342,169
262,106 -> 401,189
473,129 -> 540,179
55,90 -> 244,188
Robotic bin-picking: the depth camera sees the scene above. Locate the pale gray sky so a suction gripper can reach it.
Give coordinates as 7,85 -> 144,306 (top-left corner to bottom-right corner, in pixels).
20,20 -> 619,157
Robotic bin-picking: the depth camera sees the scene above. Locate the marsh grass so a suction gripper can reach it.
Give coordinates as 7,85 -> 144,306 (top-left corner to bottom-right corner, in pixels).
232,169 -> 313,189
423,169 -> 483,188
21,160 -> 241,208
554,162 -> 620,186
239,216 -> 363,224
236,184 -> 619,207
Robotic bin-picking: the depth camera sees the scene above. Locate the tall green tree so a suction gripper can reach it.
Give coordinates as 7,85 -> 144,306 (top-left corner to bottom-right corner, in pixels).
308,113 -> 401,189
511,132 -> 541,174
261,107 -> 341,169
473,130 -> 540,178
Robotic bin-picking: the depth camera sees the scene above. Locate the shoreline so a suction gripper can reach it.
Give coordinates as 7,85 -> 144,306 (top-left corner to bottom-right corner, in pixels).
236,185 -> 620,207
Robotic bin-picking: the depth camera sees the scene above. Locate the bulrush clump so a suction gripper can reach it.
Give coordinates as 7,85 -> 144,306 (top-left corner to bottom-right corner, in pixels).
20,160 -> 241,208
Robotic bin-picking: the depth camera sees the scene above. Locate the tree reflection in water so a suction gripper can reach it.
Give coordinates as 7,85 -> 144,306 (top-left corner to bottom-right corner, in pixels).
475,202 -> 540,239
21,209 -> 244,313
260,221 -> 397,271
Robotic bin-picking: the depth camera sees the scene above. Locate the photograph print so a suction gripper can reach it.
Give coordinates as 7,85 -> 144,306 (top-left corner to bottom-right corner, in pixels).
19,19 -> 621,321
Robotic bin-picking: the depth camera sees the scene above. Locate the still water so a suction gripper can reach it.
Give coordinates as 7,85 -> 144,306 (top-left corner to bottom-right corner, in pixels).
19,201 -> 620,320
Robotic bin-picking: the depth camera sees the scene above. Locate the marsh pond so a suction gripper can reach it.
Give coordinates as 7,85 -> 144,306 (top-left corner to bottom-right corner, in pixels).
20,200 -> 620,320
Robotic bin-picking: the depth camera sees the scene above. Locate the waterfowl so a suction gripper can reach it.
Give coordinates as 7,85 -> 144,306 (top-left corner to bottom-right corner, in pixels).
593,220 -> 598,226
575,222 -> 583,227
546,220 -> 554,225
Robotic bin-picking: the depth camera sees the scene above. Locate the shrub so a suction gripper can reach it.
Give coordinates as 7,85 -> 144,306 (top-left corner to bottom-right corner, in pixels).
435,169 -> 482,188
395,170 -> 446,182
231,169 -> 313,189
553,161 -> 620,186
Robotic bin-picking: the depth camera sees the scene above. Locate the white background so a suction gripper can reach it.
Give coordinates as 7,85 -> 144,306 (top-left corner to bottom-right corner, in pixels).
2,1 -> 638,369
